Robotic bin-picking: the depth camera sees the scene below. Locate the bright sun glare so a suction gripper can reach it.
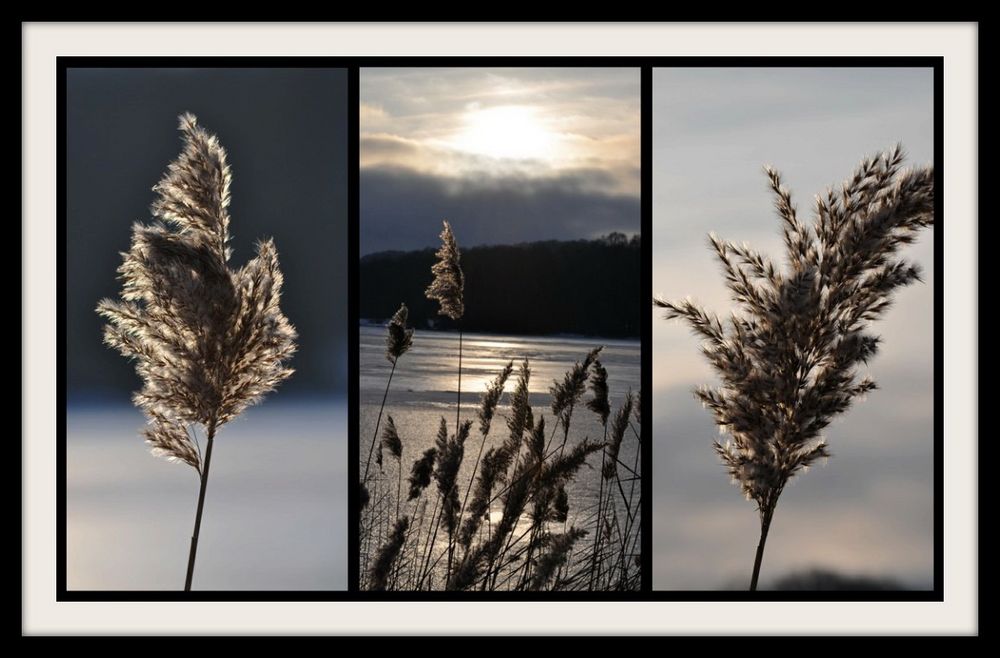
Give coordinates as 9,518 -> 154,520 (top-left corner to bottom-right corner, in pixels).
451,105 -> 556,160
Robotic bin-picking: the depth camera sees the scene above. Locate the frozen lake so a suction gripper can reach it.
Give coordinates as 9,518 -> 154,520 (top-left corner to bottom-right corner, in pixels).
359,325 -> 642,587
67,399 -> 347,591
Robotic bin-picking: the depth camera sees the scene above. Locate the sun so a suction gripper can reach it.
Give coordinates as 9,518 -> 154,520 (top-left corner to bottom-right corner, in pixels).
450,105 -> 556,161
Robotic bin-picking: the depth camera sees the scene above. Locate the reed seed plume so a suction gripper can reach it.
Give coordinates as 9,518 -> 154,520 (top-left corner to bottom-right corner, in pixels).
407,447 -> 438,501
478,360 -> 514,436
459,446 -> 502,549
381,415 -> 403,461
603,391 -> 634,481
586,359 -> 611,427
385,303 -> 414,364
435,419 -> 473,537
506,360 -> 533,451
425,220 -> 465,320
553,486 -> 570,524
456,360 -> 515,549
550,347 -> 602,430
370,516 -> 410,591
96,113 -> 297,590
528,527 -> 587,591
654,145 -> 933,590
544,437 -> 604,486
97,113 -> 297,469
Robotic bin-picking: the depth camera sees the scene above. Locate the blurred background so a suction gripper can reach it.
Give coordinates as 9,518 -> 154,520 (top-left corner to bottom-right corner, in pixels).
652,68 -> 935,590
66,68 -> 347,590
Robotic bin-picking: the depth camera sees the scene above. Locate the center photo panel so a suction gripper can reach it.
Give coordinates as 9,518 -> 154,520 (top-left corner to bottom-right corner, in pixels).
356,67 -> 643,593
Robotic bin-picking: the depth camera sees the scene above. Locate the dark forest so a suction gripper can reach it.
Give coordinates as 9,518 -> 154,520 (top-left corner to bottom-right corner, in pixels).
361,233 -> 641,338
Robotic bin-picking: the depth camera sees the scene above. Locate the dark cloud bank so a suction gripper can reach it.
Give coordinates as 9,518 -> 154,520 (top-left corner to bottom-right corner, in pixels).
360,165 -> 640,255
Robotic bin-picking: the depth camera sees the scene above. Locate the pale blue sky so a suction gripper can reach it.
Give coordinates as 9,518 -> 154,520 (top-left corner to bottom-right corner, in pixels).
653,68 -> 935,589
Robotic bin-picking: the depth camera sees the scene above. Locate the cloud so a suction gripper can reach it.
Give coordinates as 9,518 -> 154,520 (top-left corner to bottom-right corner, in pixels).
360,68 -> 640,193
360,165 -> 639,254
359,102 -> 388,122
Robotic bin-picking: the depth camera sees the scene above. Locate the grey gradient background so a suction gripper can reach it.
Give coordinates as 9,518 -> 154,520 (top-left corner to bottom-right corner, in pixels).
652,68 -> 935,590
66,68 -> 348,590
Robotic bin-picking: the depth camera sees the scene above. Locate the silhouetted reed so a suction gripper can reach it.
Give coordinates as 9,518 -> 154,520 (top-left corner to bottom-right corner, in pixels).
97,114 -> 297,590
655,145 -> 934,590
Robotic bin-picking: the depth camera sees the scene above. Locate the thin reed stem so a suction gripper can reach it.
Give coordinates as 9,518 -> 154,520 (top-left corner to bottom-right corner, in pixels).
184,418 -> 217,591
588,425 -> 608,590
363,360 -> 397,486
749,505 -> 774,592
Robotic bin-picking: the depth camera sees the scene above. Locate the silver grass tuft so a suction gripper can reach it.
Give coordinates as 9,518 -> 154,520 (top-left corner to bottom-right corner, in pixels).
385,303 -> 414,364
424,220 -> 465,320
478,360 -> 514,437
97,113 -> 297,471
655,144 -> 933,526
381,415 -> 403,460
586,359 -> 611,427
407,447 -> 437,501
527,527 -> 588,591
550,347 -> 602,430
434,418 -> 473,537
602,391 -> 635,481
369,516 -> 410,591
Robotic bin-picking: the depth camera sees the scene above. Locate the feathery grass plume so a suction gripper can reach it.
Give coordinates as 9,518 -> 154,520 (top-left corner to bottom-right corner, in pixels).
385,303 -> 414,364
455,360 -> 514,549
96,113 -> 297,590
478,360 -> 513,436
435,419 -> 473,538
424,221 -> 464,320
528,527 -> 587,591
550,347 -> 602,431
407,447 -> 438,501
586,360 -> 611,427
542,437 -> 604,485
654,145 -> 933,591
458,360 -> 529,548
369,516 -> 410,591
381,415 -> 403,460
505,360 -> 533,451
553,486 -> 570,524
457,437 -> 543,591
448,541 -> 488,591
382,414 -> 405,519
632,389 -> 641,425
459,446 -> 502,549
528,416 -> 547,462
362,301 -> 413,488
359,482 -> 370,510
603,391 -> 635,481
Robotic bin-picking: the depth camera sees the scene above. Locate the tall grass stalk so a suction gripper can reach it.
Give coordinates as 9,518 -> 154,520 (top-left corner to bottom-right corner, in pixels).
655,146 -> 934,590
97,114 -> 297,591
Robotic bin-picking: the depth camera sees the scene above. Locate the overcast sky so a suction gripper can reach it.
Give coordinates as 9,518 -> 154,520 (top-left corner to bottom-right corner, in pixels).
361,68 -> 640,254
652,68 -> 935,590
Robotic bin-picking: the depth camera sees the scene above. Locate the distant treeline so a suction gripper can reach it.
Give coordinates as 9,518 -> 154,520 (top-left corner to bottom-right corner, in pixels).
361,233 -> 641,338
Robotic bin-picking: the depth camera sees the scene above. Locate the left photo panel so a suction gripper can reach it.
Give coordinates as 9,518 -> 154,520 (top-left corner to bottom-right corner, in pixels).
65,68 -> 348,591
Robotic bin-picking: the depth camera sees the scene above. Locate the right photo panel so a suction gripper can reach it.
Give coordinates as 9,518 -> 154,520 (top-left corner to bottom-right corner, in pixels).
653,67 -> 935,591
